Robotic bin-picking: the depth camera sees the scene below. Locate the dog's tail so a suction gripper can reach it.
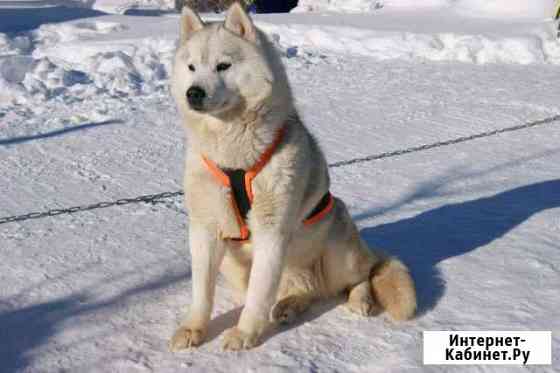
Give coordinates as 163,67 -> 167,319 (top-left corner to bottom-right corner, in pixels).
370,257 -> 417,321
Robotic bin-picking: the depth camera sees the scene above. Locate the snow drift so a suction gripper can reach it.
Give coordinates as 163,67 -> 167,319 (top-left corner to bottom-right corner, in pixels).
455,0 -> 557,19
293,0 -> 449,13
1,3 -> 559,108
294,0 -> 558,19
91,0 -> 174,14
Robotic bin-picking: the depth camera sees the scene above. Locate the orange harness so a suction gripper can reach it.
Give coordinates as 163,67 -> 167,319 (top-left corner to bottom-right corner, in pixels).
202,126 -> 334,242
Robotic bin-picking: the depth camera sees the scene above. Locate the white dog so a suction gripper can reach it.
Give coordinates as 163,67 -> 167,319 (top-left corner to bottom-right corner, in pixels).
169,3 -> 417,351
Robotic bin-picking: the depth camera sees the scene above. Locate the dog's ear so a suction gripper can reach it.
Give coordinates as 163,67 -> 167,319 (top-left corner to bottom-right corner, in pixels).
180,6 -> 204,43
224,2 -> 256,43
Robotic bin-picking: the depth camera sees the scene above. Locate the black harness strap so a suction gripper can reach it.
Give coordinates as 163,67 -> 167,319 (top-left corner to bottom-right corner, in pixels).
305,192 -> 332,221
225,166 -> 331,225
224,169 -> 251,220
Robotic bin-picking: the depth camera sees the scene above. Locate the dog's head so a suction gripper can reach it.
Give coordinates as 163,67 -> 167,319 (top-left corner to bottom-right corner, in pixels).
172,3 -> 288,122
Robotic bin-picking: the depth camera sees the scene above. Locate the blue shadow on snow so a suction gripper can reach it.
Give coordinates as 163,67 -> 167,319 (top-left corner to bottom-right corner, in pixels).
359,179 -> 560,315
0,5 -> 106,33
0,270 -> 189,373
0,120 -> 122,146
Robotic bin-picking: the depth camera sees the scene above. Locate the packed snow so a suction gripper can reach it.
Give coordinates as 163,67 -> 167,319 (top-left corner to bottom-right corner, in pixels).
454,0 -> 557,19
294,0 -> 558,19
0,0 -> 175,14
1,6 -> 560,108
90,0 -> 174,14
1,2 -> 559,372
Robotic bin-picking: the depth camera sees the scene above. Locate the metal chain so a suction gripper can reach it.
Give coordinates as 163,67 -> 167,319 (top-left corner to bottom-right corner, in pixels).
0,192 -> 184,225
328,114 -> 560,168
1,114 -> 559,226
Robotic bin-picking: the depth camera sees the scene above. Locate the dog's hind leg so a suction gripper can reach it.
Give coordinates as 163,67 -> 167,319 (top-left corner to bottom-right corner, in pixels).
270,268 -> 318,324
324,198 -> 416,321
341,245 -> 416,321
345,279 -> 382,317
271,294 -> 314,324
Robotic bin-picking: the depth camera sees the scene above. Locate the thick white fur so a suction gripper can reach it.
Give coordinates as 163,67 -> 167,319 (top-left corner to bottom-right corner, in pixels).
169,3 -> 417,352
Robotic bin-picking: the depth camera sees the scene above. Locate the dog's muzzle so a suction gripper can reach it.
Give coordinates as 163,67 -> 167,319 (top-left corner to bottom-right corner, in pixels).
186,86 -> 206,111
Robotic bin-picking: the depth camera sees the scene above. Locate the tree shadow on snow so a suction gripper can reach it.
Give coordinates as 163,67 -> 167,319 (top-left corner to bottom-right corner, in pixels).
0,270 -> 189,373
0,5 -> 107,33
0,119 -> 122,146
359,179 -> 560,316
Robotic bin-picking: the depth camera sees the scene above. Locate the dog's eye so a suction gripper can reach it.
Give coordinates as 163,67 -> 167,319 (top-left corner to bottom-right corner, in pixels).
216,62 -> 231,72
188,64 -> 195,72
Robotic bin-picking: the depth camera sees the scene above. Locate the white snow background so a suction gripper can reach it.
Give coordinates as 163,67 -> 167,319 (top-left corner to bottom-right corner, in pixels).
1,1 -> 559,372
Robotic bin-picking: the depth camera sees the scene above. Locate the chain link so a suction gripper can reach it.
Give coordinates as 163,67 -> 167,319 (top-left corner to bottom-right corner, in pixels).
1,114 -> 558,226
0,191 -> 184,225
328,114 -> 560,168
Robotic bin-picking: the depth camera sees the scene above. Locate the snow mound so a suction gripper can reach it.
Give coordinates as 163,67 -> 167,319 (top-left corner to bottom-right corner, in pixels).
293,0 -> 386,13
22,58 -> 90,98
0,34 -> 32,56
384,0 -> 450,7
86,47 -> 169,96
94,1 -> 173,14
260,22 -> 560,66
455,0 -> 556,19
293,0 -> 557,19
0,20 -> 173,106
1,9 -> 559,107
0,55 -> 91,103
34,21 -> 127,46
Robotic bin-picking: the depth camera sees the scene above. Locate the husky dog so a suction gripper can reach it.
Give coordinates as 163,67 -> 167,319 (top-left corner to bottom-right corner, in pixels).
169,3 -> 417,351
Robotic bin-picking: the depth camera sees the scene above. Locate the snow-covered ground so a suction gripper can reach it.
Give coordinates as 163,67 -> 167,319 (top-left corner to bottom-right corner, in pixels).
1,3 -> 560,107
1,2 -> 560,372
294,0 -> 558,18
0,0 -> 174,14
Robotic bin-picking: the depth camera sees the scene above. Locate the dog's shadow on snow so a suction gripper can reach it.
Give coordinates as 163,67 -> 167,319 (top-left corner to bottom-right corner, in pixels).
0,268 -> 189,373
205,298 -> 344,347
358,178 -> 560,316
204,178 -> 560,345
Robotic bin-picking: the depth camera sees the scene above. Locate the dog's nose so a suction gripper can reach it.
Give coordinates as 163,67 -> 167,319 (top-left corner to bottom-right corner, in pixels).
186,86 -> 206,109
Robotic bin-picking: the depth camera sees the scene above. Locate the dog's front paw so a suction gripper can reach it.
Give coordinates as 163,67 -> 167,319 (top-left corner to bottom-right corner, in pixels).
221,327 -> 260,351
169,326 -> 206,351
